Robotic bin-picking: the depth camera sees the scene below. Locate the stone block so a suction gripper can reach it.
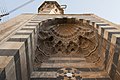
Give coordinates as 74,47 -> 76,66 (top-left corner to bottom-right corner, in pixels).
109,64 -> 116,80
104,50 -> 109,67
106,56 -> 112,73
77,68 -> 90,72
15,30 -> 35,64
0,42 -> 28,80
109,44 -> 115,57
82,78 -> 96,80
7,34 -> 33,79
28,20 -> 41,23
30,19 -> 42,21
116,38 -> 120,46
104,29 -> 118,40
113,47 -> 120,66
22,26 -> 38,34
111,34 -> 119,45
105,30 -> 120,42
101,26 -> 111,37
102,39 -> 108,49
102,26 -> 115,33
0,56 -> 16,80
111,34 -> 120,66
96,23 -> 109,26
96,78 -> 111,80
95,25 -> 113,35
25,23 -> 39,26
100,46 -> 106,58
0,68 -> 6,80
117,60 -> 120,74
108,34 -> 118,74
21,26 -> 38,50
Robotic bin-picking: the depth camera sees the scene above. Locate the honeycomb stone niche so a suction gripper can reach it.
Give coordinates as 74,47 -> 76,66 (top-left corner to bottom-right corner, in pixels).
35,18 -> 100,64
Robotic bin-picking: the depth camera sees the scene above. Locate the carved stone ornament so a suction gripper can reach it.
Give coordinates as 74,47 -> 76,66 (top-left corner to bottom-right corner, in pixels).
35,18 -> 100,63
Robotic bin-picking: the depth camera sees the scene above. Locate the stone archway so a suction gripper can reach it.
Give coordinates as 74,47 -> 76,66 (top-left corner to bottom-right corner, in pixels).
34,18 -> 100,64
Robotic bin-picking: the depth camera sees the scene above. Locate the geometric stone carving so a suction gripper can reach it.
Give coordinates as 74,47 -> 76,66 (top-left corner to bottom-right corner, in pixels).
35,18 -> 99,63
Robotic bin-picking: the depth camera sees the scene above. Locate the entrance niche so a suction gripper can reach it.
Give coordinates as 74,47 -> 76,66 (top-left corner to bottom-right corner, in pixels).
35,18 -> 100,64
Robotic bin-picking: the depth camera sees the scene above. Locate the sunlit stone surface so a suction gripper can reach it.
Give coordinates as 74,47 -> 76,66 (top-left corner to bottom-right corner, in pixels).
0,1 -> 120,80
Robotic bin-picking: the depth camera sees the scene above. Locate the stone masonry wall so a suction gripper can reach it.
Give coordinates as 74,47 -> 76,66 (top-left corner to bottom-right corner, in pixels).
0,14 -> 120,80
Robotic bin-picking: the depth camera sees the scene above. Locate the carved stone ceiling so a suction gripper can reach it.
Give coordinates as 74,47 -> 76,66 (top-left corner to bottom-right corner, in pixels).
35,18 -> 100,63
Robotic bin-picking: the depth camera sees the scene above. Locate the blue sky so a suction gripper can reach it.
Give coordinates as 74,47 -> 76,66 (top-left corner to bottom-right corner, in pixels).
0,0 -> 120,24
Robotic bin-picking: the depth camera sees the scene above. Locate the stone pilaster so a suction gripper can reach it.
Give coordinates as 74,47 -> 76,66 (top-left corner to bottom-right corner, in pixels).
7,34 -> 32,80
0,56 -> 16,80
108,34 -> 120,80
0,42 -> 28,80
15,30 -> 35,68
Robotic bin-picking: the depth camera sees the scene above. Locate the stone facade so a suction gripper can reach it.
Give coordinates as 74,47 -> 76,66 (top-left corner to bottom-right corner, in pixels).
0,1 -> 120,80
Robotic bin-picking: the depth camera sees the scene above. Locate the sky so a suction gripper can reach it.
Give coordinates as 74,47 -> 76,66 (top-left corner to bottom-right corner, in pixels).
0,0 -> 120,24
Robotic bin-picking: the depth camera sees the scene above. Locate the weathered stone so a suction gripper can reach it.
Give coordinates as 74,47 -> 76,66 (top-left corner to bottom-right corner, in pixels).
15,30 -> 35,65
7,34 -> 33,79
0,42 -> 28,80
0,56 -> 16,80
0,1 -> 120,80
